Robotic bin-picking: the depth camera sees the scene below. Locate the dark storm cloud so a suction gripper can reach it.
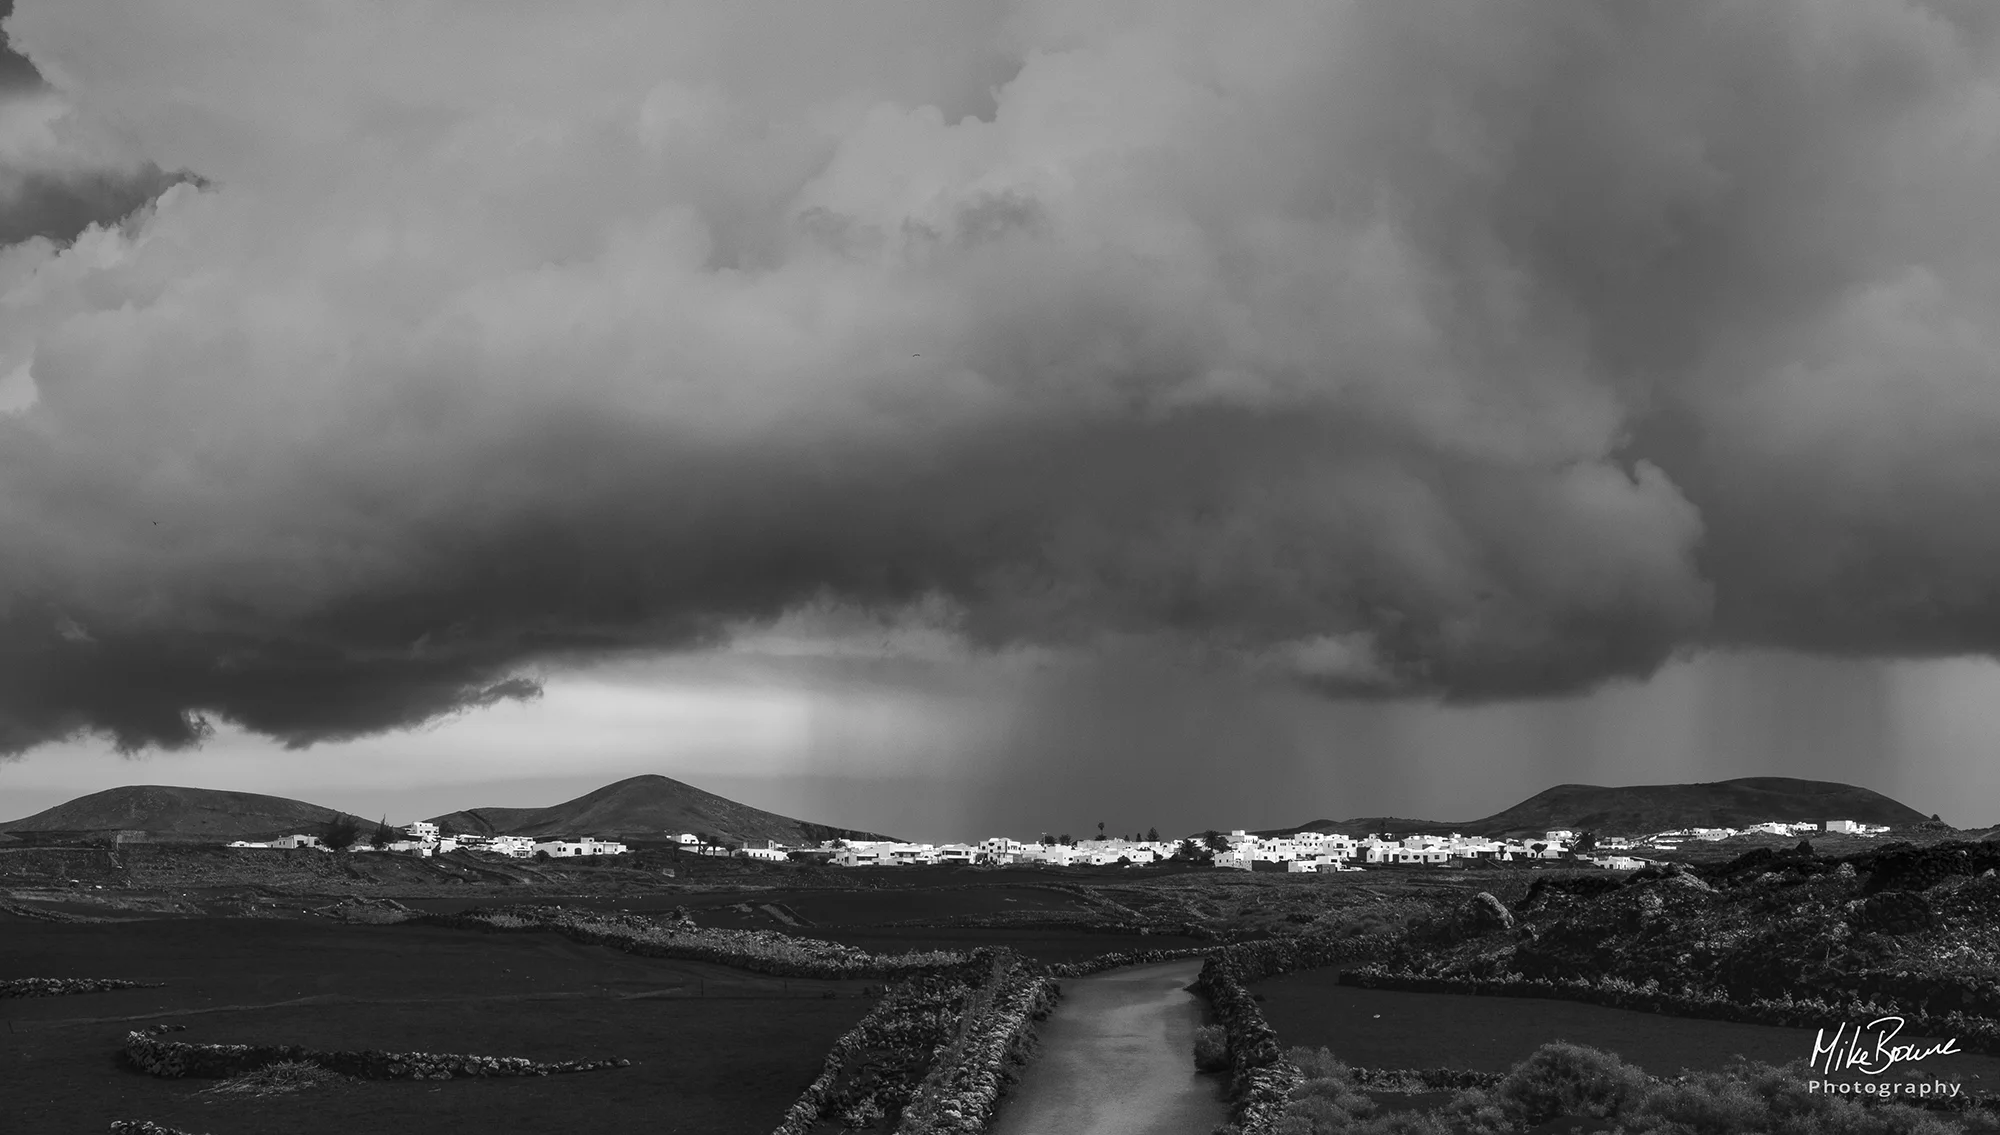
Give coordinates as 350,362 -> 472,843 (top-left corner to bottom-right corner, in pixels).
1,0 -> 1998,756
0,0 -> 195,251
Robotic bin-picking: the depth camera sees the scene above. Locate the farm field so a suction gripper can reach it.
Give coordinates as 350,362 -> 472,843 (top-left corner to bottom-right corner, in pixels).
1252,967 -> 2000,1087
398,881 -> 1104,923
770,925 -> 1211,962
0,914 -> 875,1135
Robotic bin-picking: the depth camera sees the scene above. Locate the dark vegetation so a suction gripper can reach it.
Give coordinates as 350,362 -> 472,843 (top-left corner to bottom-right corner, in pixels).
124,1026 -> 629,1080
1242,1041 -> 1999,1135
1344,843 -> 2000,1054
320,813 -> 361,851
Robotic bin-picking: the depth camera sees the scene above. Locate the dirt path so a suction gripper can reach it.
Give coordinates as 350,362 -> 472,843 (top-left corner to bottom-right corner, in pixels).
990,959 -> 1227,1135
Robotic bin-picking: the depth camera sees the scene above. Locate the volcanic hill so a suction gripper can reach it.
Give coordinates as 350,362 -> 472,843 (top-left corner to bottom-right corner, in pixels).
426,774 -> 896,846
0,784 -> 346,841
1271,777 -> 1933,839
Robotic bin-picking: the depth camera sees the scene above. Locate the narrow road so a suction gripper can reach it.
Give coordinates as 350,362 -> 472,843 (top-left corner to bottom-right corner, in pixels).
990,959 -> 1228,1135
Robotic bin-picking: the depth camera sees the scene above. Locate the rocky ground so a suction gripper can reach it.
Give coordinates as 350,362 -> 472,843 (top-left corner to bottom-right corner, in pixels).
1372,839 -> 2000,1018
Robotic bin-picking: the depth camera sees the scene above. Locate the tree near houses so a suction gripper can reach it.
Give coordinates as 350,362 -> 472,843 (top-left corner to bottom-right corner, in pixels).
1097,821 -> 1106,840
1059,833 -> 1072,846
1203,830 -> 1229,852
321,813 -> 361,851
370,816 -> 394,849
1147,827 -> 1159,842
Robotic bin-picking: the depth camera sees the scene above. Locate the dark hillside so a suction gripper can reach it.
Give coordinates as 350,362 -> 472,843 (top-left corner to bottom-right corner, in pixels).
1266,777 -> 1932,839
426,774 -> 895,846
0,785 -> 340,841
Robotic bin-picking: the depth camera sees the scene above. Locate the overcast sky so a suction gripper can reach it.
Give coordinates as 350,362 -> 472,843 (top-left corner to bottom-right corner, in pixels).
4,2 -> 2000,840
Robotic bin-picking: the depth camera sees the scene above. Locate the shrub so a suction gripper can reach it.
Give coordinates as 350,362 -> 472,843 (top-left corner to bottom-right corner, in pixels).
201,1059 -> 349,1097
1490,1041 -> 1649,1128
1194,1025 -> 1230,1072
1,977 -> 157,998
1286,1046 -> 1349,1082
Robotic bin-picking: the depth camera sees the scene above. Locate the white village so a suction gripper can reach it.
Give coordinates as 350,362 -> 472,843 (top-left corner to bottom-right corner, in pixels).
225,817 -> 1894,871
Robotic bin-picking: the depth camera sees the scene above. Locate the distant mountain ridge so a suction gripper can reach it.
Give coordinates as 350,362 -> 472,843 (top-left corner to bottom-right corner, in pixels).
425,774 -> 896,845
1266,777 -> 1932,839
0,785 -> 346,841
1,775 -> 894,847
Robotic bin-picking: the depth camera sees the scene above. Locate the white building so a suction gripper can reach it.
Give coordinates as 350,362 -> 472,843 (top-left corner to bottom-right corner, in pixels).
739,846 -> 789,862
1590,855 -> 1647,871
978,837 -> 1032,861
834,845 -> 883,867
532,837 -> 629,858
886,844 -> 938,866
482,835 -> 537,858
1214,847 -> 1256,870
1824,819 -> 1864,834
405,821 -> 440,842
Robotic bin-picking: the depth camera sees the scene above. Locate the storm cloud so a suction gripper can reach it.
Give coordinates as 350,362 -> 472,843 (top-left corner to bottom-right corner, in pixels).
1,0 -> 1998,756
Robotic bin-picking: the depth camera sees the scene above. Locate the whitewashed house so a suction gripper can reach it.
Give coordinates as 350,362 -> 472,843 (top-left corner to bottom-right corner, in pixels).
484,835 -> 537,858
532,837 -> 628,858
834,845 -> 883,867
978,837 -> 1031,862
1018,844 -> 1079,866
1214,847 -> 1256,871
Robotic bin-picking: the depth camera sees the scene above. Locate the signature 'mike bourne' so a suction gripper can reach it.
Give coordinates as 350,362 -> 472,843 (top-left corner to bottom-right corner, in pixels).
1812,1016 -> 1962,1077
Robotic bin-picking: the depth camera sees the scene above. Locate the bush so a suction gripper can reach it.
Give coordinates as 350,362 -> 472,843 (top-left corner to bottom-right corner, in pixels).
1,977 -> 157,998
1195,1025 -> 1230,1073
1489,1041 -> 1649,1128
201,1059 -> 349,1096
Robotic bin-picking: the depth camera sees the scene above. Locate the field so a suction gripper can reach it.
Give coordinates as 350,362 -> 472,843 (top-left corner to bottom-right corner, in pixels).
0,855 -> 1467,1133
0,914 -> 876,1135
1252,966 -> 2000,1084
24,839 -> 2000,1133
